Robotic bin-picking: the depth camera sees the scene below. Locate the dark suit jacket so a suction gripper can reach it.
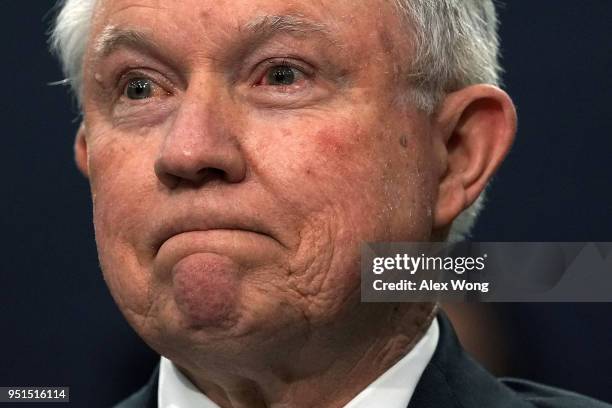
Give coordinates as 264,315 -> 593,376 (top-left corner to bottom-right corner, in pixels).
115,313 -> 611,407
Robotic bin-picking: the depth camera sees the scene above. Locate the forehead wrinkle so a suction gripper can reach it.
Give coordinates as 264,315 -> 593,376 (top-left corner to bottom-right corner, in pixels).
92,14 -> 342,63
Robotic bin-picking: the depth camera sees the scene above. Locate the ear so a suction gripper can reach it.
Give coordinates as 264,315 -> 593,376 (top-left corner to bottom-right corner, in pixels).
74,123 -> 89,177
432,85 -> 517,230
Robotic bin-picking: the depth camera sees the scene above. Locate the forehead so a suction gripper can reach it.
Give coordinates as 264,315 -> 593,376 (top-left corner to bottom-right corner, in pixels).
89,0 -> 408,56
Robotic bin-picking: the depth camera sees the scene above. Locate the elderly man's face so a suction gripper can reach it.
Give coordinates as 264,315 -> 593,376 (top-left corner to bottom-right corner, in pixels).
80,0 -> 441,358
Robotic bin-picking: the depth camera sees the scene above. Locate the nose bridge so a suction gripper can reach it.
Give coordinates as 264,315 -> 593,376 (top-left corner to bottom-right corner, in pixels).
155,76 -> 246,187
165,79 -> 229,157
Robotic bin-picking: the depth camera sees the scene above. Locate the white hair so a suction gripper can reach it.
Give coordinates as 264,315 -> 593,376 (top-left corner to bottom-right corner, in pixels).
49,0 -> 98,100
49,0 -> 502,242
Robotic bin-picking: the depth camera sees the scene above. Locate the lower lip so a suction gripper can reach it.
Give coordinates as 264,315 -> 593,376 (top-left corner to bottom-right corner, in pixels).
171,252 -> 240,328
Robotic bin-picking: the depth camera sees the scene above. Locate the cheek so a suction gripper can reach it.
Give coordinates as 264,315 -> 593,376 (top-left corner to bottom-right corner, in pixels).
258,120 -> 433,317
265,122 -> 385,207
86,135 -> 160,316
256,115 -> 435,243
301,123 -> 421,231
312,125 -> 358,155
89,137 -> 158,241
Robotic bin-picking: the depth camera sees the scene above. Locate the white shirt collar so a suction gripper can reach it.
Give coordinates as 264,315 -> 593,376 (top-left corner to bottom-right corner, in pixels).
158,357 -> 219,408
159,318 -> 439,408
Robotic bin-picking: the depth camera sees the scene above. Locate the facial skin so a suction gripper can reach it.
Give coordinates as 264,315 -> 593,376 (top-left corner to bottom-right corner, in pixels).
75,0 -> 516,406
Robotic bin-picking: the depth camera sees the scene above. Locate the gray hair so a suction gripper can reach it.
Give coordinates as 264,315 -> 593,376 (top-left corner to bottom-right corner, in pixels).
49,0 -> 502,242
393,0 -> 502,242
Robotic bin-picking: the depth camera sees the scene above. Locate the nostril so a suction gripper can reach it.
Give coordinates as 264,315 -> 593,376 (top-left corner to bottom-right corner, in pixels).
195,167 -> 227,184
198,167 -> 224,177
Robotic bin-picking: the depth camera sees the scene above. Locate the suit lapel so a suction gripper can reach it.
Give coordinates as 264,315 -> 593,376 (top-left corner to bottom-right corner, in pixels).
409,312 -> 533,408
114,365 -> 159,408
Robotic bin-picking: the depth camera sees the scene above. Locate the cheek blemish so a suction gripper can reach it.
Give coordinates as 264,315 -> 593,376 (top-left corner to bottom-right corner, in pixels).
314,123 -> 364,156
314,127 -> 344,154
399,134 -> 408,148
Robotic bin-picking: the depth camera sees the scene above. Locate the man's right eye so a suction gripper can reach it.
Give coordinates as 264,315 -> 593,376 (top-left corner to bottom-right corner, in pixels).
124,78 -> 155,100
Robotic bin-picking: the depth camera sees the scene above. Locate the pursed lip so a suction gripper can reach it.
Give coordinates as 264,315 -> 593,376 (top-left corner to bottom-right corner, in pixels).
150,212 -> 281,256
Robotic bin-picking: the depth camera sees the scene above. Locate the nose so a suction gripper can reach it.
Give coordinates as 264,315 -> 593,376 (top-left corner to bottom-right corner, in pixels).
154,89 -> 247,189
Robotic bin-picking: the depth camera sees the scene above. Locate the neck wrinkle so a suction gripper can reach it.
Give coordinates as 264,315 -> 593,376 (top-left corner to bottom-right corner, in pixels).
180,303 -> 436,408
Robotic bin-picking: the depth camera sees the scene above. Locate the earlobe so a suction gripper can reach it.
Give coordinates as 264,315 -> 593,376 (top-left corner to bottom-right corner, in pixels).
74,124 -> 89,177
433,85 -> 517,230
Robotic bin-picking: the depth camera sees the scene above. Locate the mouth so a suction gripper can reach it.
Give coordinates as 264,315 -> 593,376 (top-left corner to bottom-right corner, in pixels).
151,216 -> 280,256
150,216 -> 287,280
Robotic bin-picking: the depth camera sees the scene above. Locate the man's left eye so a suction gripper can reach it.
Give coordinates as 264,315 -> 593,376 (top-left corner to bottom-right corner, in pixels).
258,65 -> 305,87
266,65 -> 297,85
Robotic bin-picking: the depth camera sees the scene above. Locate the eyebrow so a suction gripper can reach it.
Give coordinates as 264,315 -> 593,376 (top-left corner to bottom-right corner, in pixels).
243,14 -> 333,41
93,14 -> 339,61
94,25 -> 159,58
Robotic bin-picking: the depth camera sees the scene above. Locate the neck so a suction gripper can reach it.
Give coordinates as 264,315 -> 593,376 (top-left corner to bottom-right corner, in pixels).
178,303 -> 436,408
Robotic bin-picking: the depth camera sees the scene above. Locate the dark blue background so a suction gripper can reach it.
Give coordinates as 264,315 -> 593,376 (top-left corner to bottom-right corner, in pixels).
1,1 -> 610,407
